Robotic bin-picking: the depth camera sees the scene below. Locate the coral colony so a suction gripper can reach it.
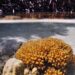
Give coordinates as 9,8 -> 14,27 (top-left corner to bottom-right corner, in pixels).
16,37 -> 73,75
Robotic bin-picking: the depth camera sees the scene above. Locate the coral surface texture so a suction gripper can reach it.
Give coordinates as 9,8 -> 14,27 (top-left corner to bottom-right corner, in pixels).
16,37 -> 73,75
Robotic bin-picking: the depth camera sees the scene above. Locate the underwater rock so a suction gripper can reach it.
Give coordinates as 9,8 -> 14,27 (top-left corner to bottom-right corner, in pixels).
32,67 -> 39,75
24,67 -> 39,75
24,68 -> 30,75
0,39 -> 22,56
67,55 -> 75,75
0,39 -> 22,75
2,58 -> 25,75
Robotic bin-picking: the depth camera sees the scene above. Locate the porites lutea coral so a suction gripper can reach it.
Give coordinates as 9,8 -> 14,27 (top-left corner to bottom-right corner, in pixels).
15,37 -> 73,70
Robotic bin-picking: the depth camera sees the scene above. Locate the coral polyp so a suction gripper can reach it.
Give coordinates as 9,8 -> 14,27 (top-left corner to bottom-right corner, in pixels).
15,37 -> 73,74
44,67 -> 65,75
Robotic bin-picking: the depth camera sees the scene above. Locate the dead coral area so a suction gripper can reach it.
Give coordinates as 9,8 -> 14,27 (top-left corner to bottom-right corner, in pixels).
16,37 -> 73,75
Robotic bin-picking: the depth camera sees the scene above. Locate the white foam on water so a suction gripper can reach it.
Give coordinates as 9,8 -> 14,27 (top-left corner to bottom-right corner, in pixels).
0,19 -> 75,23
0,20 -> 75,54
30,34 -> 41,40
1,36 -> 27,42
52,27 -> 75,54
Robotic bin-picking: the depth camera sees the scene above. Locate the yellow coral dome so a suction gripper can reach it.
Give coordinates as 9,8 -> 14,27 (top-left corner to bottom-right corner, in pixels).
15,37 -> 73,69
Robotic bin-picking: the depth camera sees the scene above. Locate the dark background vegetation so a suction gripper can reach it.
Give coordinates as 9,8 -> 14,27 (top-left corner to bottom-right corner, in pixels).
0,0 -> 75,18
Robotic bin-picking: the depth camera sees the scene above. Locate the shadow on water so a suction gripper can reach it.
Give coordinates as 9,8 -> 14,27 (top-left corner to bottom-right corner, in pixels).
0,23 -> 75,39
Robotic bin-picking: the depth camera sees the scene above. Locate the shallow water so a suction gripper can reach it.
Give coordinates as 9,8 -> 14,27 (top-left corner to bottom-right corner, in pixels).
0,23 -> 75,53
0,22 -> 75,75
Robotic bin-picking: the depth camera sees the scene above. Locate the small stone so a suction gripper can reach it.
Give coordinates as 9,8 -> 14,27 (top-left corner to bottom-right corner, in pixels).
32,67 -> 38,75
24,68 -> 30,75
2,58 -> 24,75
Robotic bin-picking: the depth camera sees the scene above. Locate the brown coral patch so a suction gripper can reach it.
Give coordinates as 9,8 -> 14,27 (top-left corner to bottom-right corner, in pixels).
16,37 -> 73,72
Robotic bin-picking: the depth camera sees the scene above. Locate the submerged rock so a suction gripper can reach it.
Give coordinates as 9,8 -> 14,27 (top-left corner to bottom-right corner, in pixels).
67,55 -> 75,75
24,68 -> 30,75
0,39 -> 22,56
24,67 -> 39,75
2,58 -> 39,75
32,67 -> 39,75
2,58 -> 25,75
0,39 -> 22,75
